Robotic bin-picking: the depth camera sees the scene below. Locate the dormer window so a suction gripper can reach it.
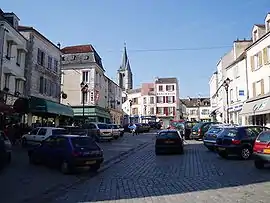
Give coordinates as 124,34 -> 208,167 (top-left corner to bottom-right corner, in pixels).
84,55 -> 89,60
253,30 -> 258,41
267,19 -> 270,32
71,55 -> 76,60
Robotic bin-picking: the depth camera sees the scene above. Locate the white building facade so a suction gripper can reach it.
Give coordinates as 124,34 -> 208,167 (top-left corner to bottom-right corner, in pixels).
240,14 -> 270,127
61,45 -> 111,123
0,11 -> 27,110
19,26 -> 73,126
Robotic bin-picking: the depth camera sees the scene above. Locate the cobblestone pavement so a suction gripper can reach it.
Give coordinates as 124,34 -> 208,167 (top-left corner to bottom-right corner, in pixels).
50,140 -> 270,203
0,133 -> 154,203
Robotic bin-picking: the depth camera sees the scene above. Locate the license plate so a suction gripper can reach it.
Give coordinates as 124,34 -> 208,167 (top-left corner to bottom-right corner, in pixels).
85,160 -> 96,165
165,141 -> 175,144
263,149 -> 270,154
218,147 -> 225,151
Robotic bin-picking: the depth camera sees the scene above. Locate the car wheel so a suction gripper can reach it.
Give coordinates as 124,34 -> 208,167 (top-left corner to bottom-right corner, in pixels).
89,163 -> 100,172
60,161 -> 71,174
254,160 -> 264,169
218,151 -> 228,159
240,147 -> 251,160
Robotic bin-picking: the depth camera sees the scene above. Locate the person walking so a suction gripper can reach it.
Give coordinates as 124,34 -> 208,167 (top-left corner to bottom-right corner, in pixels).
128,123 -> 137,136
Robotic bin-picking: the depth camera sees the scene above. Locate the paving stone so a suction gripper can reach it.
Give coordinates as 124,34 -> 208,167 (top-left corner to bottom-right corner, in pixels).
50,140 -> 270,203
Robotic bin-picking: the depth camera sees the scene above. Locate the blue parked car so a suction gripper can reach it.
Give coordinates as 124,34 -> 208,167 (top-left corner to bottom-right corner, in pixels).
28,134 -> 104,174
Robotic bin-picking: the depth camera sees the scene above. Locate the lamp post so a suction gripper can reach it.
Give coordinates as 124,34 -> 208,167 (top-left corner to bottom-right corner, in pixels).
129,99 -> 132,123
223,78 -> 230,123
80,81 -> 88,123
197,99 -> 201,122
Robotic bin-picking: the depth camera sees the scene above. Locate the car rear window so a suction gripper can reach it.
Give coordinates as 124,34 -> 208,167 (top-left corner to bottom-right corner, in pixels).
192,122 -> 204,130
158,131 -> 180,139
222,128 -> 238,137
71,137 -> 99,149
52,129 -> 68,136
207,127 -> 223,134
97,124 -> 108,129
257,132 -> 270,143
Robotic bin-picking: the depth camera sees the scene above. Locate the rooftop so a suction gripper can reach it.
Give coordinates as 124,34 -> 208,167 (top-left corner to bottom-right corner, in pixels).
180,97 -> 210,107
61,45 -> 95,54
155,77 -> 178,84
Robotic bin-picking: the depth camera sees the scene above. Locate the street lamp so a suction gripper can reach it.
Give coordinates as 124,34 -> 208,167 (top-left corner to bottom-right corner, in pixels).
197,99 -> 201,122
129,99 -> 132,123
80,81 -> 88,123
223,77 -> 230,123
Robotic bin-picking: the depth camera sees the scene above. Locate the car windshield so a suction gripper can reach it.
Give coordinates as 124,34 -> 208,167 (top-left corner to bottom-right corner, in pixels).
52,129 -> 68,136
158,131 -> 179,139
71,137 -> 99,150
257,132 -> 270,143
97,124 -> 108,129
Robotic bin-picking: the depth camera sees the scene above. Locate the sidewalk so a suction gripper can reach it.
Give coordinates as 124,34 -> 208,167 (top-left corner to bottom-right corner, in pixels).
0,133 -> 155,203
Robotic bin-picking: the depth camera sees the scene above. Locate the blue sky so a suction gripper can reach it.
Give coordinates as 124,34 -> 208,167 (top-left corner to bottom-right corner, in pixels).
2,0 -> 270,97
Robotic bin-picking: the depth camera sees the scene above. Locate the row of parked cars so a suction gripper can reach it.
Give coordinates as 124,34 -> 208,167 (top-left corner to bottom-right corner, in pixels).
203,124 -> 270,169
0,123 -> 126,173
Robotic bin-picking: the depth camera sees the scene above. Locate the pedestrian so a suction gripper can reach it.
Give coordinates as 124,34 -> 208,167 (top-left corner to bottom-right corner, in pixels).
128,123 -> 137,136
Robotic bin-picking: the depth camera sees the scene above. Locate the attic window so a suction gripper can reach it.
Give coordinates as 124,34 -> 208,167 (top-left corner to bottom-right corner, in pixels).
85,55 -> 89,60
72,55 -> 76,60
267,19 -> 270,31
61,56 -> 65,61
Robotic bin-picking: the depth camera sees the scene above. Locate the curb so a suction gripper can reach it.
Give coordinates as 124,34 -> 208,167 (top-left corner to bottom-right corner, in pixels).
21,141 -> 151,203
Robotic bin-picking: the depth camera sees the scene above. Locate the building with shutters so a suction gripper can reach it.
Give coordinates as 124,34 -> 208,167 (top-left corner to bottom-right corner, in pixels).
240,13 -> 270,126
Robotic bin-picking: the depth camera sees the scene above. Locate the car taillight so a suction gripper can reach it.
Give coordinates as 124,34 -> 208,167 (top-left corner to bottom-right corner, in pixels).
198,128 -> 201,135
72,151 -> 82,157
232,139 -> 241,145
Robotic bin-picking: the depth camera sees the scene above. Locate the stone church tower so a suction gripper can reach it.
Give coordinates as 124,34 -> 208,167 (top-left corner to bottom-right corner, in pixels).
117,44 -> 133,91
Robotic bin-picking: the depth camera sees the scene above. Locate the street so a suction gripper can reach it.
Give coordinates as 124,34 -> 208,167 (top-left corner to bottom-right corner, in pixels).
49,139 -> 270,203
0,133 -> 153,203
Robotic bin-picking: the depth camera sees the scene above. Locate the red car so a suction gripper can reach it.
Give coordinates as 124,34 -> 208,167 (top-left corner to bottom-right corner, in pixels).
253,131 -> 270,169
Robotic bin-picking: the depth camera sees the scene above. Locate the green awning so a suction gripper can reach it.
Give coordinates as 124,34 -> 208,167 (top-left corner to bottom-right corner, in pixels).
73,106 -> 110,118
29,96 -> 74,117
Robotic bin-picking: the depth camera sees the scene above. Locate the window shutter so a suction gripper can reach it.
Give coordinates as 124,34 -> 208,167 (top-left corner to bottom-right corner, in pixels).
172,96 -> 175,103
163,96 -> 166,103
173,107 -> 176,116
263,47 -> 268,65
258,51 -> 263,66
166,96 -> 168,103
164,107 -> 168,115
261,79 -> 265,95
250,56 -> 254,71
252,82 -> 256,97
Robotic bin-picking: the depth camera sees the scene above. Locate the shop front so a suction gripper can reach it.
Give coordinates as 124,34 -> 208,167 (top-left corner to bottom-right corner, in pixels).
27,96 -> 74,127
72,106 -> 111,124
239,94 -> 270,126
228,103 -> 243,125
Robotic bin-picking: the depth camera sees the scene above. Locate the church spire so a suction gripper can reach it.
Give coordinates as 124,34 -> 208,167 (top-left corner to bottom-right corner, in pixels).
119,43 -> 130,71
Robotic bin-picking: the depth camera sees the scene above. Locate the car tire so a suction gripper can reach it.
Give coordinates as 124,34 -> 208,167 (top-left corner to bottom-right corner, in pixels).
60,160 -> 71,174
218,151 -> 228,159
89,163 -> 100,172
240,147 -> 252,160
254,160 -> 264,169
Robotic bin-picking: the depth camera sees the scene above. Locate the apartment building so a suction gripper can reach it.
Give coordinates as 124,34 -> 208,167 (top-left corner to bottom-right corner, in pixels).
240,14 -> 270,126
122,88 -> 141,123
61,44 -> 112,123
210,39 -> 251,124
155,77 -> 180,127
180,97 -> 211,122
0,10 -> 27,114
